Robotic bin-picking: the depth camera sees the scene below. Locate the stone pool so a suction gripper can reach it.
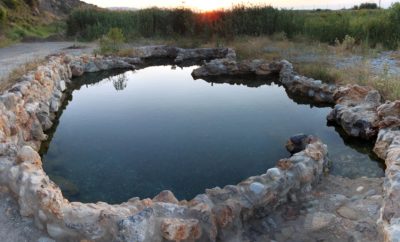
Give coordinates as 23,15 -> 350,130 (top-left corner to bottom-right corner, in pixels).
40,65 -> 384,204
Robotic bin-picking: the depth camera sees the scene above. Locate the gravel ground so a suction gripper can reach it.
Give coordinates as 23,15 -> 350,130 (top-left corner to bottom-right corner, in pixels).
0,186 -> 53,242
246,175 -> 384,242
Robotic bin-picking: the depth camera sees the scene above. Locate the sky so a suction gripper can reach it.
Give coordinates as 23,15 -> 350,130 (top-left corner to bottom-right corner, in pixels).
81,0 -> 398,11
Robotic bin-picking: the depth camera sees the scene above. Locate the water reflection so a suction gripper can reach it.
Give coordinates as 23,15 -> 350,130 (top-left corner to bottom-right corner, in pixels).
112,73 -> 128,91
40,65 -> 384,204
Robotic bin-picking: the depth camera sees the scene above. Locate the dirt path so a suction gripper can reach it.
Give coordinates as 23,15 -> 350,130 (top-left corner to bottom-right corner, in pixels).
0,42 -> 96,82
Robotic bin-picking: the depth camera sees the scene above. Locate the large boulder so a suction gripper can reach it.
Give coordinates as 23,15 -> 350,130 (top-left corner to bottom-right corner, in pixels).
160,218 -> 201,241
377,100 -> 400,129
175,48 -> 235,63
191,59 -> 282,78
328,88 -> 382,139
333,85 -> 374,106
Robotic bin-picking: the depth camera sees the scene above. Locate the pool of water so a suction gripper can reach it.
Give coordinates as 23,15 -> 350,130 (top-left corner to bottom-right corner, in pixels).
40,65 -> 384,204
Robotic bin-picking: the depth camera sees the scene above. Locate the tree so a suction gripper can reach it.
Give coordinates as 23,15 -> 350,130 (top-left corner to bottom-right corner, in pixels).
358,3 -> 379,9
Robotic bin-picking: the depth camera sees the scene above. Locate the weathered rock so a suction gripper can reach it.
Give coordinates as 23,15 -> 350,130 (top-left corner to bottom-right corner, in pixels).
337,205 -> 360,220
175,47 -> 235,63
117,208 -> 156,242
249,182 -> 265,195
130,46 -> 235,63
376,129 -> 400,240
160,218 -> 201,241
304,212 -> 337,231
70,63 -> 84,77
70,57 -> 134,77
333,85 -> 373,106
279,60 -> 336,104
374,128 -> 400,159
153,190 -> 179,204
0,93 -> 19,110
286,134 -> 310,154
328,89 -> 382,139
192,59 -> 281,78
17,146 -> 41,166
132,45 -> 177,59
377,100 -> 400,129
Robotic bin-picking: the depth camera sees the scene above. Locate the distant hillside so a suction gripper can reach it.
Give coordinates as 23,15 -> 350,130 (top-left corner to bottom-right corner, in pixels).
0,0 -> 95,45
36,0 -> 94,18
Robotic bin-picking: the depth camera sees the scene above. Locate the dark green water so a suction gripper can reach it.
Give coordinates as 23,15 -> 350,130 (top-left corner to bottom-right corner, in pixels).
41,65 -> 384,204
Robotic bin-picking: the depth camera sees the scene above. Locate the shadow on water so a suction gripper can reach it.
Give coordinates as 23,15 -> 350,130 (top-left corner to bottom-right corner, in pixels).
39,64 -> 385,203
329,122 -> 385,169
39,70 -> 129,156
200,74 -> 334,108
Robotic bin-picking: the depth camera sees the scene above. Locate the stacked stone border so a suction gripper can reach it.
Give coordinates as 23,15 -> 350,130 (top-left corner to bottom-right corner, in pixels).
0,45 -> 396,241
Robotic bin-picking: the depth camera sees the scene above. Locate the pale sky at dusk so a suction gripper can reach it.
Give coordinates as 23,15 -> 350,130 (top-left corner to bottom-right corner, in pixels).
82,0 -> 398,10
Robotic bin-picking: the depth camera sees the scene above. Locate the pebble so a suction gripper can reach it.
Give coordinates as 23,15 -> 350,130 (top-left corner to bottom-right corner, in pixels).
250,182 -> 265,194
281,227 -> 295,238
337,205 -> 360,220
364,189 -> 376,197
356,186 -> 364,192
37,237 -> 56,242
304,212 -> 336,231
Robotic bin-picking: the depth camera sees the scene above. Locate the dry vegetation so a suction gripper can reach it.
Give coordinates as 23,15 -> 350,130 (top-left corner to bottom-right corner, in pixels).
206,36 -> 400,100
0,57 -> 44,92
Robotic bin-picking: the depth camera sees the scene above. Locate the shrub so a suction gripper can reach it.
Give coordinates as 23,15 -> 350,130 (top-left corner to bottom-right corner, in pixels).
341,35 -> 356,50
297,63 -> 340,83
389,3 -> 400,48
358,3 -> 379,9
99,28 -> 126,55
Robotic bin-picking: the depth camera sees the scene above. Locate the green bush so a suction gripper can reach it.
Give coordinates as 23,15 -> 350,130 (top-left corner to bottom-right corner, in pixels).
358,3 -> 379,9
99,27 -> 125,55
389,3 -> 400,48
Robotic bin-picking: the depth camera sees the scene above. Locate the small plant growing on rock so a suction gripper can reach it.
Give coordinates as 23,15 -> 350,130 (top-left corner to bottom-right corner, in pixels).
98,28 -> 126,55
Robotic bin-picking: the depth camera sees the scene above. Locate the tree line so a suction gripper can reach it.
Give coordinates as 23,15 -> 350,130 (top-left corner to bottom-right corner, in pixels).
67,3 -> 400,49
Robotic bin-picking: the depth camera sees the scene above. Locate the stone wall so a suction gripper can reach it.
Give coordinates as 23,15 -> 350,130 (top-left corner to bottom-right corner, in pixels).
0,46 -> 399,241
0,48 -> 332,241
191,55 -> 400,242
279,61 -> 400,241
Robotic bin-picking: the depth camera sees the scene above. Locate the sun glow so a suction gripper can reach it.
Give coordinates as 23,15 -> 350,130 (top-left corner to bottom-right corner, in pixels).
184,1 -> 230,11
